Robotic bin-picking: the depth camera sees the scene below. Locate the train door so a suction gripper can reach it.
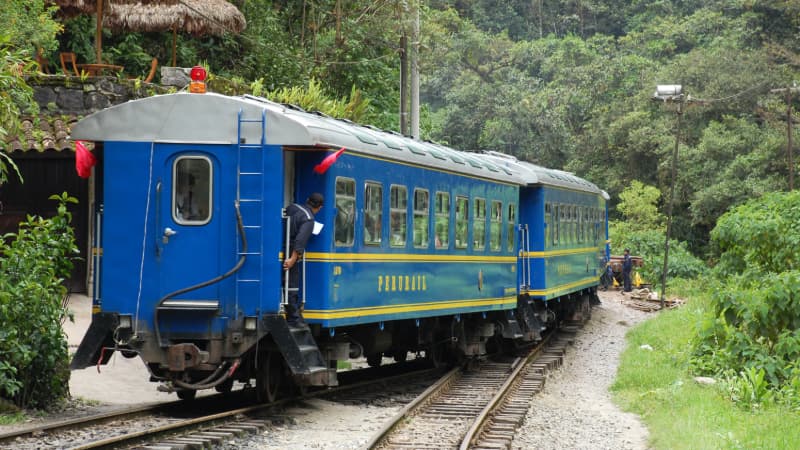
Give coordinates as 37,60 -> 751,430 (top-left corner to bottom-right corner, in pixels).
156,146 -> 222,302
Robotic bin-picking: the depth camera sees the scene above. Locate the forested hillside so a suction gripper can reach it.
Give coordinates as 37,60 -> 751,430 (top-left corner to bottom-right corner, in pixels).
15,0 -> 800,256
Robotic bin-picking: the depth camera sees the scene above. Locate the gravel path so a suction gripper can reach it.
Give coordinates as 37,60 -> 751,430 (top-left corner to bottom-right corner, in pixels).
511,290 -> 651,450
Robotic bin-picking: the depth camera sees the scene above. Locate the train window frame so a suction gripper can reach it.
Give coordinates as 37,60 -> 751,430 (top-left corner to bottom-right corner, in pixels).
474,197 -> 486,251
364,181 -> 383,246
455,195 -> 469,249
413,188 -> 430,249
172,155 -> 213,226
507,203 -> 516,252
390,184 -> 408,248
334,177 -> 355,247
490,200 -> 502,252
435,191 -> 450,249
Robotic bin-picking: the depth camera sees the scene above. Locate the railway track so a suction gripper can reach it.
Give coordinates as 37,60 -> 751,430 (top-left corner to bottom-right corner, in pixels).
0,361 -> 441,449
366,324 -> 581,450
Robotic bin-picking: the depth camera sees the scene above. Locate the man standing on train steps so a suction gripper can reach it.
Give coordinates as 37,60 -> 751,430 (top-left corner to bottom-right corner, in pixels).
283,193 -> 324,327
622,248 -> 633,294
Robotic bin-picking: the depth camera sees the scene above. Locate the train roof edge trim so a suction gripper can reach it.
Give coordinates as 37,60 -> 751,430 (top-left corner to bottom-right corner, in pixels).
70,92 -> 602,193
479,152 -> 605,195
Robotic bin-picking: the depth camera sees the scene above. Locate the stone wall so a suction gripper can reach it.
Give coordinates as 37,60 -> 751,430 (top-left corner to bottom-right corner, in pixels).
29,74 -> 172,116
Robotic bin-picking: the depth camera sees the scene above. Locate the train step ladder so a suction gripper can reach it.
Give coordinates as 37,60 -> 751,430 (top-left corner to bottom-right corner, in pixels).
263,316 -> 337,386
235,109 -> 267,305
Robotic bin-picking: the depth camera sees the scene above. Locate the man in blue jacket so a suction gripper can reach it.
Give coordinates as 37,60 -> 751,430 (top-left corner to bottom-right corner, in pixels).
622,248 -> 633,293
283,193 -> 324,326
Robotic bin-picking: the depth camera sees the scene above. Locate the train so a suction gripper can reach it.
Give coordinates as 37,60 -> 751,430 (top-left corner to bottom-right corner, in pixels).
69,86 -> 610,402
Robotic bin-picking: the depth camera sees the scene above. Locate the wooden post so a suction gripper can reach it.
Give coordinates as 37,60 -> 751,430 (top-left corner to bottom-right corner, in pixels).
95,0 -> 103,63
770,87 -> 798,191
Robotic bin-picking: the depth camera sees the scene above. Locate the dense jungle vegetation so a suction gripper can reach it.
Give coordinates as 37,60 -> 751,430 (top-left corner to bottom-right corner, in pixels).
2,0 -> 800,415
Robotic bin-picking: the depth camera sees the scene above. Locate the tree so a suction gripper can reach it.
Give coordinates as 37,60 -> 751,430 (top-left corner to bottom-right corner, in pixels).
0,0 -> 61,185
616,180 -> 664,232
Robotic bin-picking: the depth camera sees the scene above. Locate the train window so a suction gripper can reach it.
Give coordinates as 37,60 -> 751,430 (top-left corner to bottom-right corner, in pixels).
544,203 -> 551,248
173,156 -> 212,225
334,177 -> 355,247
474,198 -> 486,250
364,182 -> 382,245
577,206 -> 583,244
553,203 -> 560,246
507,203 -> 516,251
390,185 -> 407,247
435,192 -> 450,249
413,189 -> 429,248
490,201 -> 502,251
455,196 -> 468,249
567,205 -> 577,244
584,207 -> 591,244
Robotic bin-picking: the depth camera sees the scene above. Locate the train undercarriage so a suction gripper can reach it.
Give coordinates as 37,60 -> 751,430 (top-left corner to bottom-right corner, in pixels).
109,288 -> 598,402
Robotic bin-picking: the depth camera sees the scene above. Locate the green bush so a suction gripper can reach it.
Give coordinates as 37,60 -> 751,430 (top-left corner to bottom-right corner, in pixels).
0,193 -> 78,409
710,191 -> 800,280
693,191 -> 800,408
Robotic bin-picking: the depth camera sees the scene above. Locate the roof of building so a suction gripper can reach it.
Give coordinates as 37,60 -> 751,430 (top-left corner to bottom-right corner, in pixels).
2,115 -> 79,153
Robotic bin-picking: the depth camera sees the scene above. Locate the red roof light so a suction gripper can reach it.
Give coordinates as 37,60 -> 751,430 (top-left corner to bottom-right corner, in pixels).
190,66 -> 207,82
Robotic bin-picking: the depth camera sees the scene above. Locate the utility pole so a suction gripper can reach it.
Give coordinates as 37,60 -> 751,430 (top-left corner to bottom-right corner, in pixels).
653,85 -> 685,309
770,86 -> 798,191
399,33 -> 408,136
410,2 -> 420,139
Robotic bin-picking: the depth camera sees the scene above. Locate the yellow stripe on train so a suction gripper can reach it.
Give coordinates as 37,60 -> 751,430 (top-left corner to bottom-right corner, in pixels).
303,296 -> 517,319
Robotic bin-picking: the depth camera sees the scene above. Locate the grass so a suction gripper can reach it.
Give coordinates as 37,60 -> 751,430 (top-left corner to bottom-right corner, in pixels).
0,411 -> 24,425
611,284 -> 800,449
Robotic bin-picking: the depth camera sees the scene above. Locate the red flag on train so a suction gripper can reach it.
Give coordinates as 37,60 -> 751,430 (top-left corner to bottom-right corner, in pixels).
75,140 -> 96,179
313,147 -> 345,174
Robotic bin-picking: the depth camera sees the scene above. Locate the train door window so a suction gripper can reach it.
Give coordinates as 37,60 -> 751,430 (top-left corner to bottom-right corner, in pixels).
364,182 -> 382,245
435,192 -> 450,249
173,156 -> 212,225
390,185 -> 407,247
455,196 -> 468,249
490,201 -> 502,251
507,203 -> 516,251
577,206 -> 583,244
334,177 -> 355,246
474,198 -> 486,250
413,189 -> 429,249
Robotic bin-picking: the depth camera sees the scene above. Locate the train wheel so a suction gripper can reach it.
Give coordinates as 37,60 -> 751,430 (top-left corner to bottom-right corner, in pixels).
427,343 -> 445,368
176,389 -> 196,401
256,351 -> 282,403
366,353 -> 383,367
392,350 -> 408,362
215,378 -> 234,393
581,295 -> 592,320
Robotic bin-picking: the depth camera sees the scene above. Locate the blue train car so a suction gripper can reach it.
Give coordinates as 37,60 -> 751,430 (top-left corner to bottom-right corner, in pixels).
70,91 -> 607,401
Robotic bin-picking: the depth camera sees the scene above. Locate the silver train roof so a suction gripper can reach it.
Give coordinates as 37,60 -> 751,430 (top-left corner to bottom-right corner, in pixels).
71,92 -> 605,195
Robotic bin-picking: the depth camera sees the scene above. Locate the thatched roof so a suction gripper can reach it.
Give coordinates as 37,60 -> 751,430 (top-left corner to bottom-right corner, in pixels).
54,0 -> 246,35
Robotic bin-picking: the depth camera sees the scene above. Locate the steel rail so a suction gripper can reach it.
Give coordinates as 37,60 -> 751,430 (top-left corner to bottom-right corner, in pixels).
363,366 -> 461,449
1,364 -> 440,448
459,331 -> 554,450
0,401 -> 173,443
